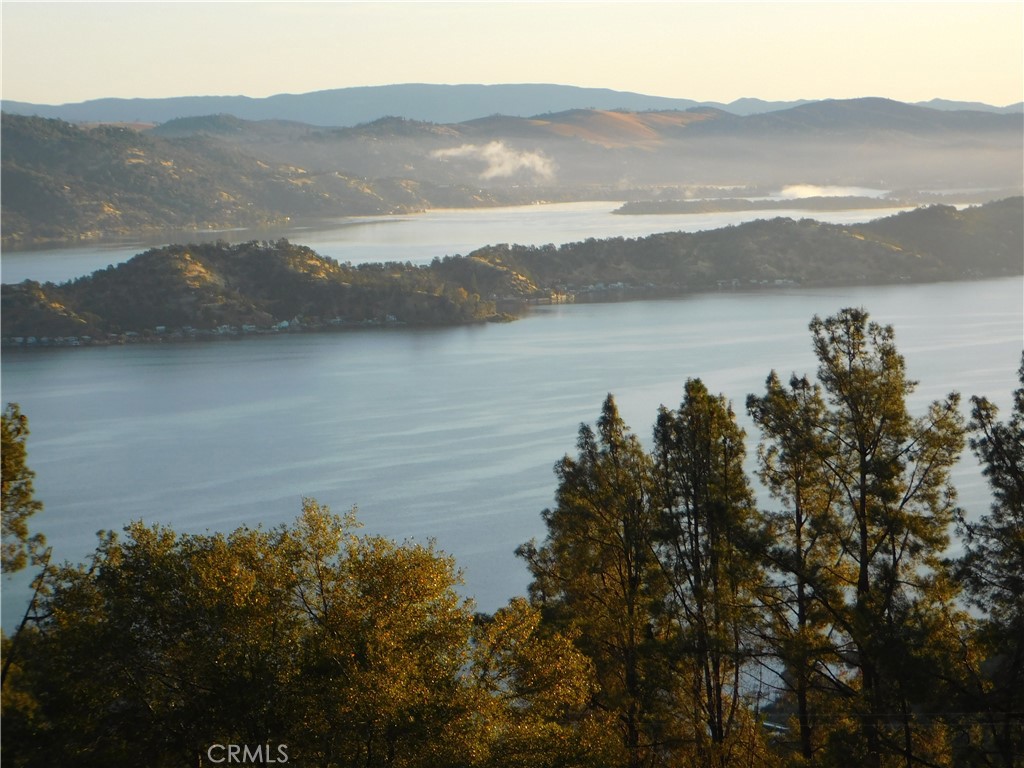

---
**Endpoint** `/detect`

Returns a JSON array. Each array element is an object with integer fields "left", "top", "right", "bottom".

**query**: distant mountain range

[
  {"left": 3, "top": 83, "right": 1022, "bottom": 127},
  {"left": 3, "top": 96, "right": 1022, "bottom": 247}
]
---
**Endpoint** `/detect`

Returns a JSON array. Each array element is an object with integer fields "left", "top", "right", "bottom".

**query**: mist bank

[{"left": 2, "top": 99, "right": 1021, "bottom": 248}]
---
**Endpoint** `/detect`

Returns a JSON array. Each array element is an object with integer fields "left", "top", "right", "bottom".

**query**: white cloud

[{"left": 431, "top": 141, "right": 555, "bottom": 182}]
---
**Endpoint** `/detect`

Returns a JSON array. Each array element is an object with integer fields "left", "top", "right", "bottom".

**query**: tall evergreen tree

[
  {"left": 748, "top": 372, "right": 850, "bottom": 764},
  {"left": 807, "top": 308, "right": 964, "bottom": 768},
  {"left": 957, "top": 355, "right": 1024, "bottom": 768},
  {"left": 518, "top": 395, "right": 667, "bottom": 768},
  {"left": 650, "top": 379, "right": 767, "bottom": 768},
  {"left": 1, "top": 403, "right": 44, "bottom": 574}
]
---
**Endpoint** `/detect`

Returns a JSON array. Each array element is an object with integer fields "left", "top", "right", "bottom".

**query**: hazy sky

[{"left": 2, "top": 1, "right": 1022, "bottom": 106}]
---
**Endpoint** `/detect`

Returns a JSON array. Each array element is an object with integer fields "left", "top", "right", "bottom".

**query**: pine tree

[
  {"left": 957, "top": 355, "right": 1024, "bottom": 768},
  {"left": 1, "top": 403, "right": 45, "bottom": 574},
  {"left": 518, "top": 395, "right": 666, "bottom": 768},
  {"left": 748, "top": 372, "right": 850, "bottom": 763},
  {"left": 651, "top": 379, "right": 767, "bottom": 768},
  {"left": 807, "top": 308, "right": 964, "bottom": 768}
]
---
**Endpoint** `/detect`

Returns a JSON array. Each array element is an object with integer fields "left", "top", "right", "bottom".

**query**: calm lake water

[
  {"left": 2, "top": 276, "right": 1024, "bottom": 630},
  {"left": 0, "top": 200, "right": 914, "bottom": 285},
  {"left": 2, "top": 270, "right": 1021, "bottom": 630}
]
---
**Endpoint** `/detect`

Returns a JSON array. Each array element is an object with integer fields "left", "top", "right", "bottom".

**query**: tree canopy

[
  {"left": 3, "top": 309, "right": 1021, "bottom": 768},
  {"left": 1, "top": 500, "right": 604, "bottom": 768},
  {"left": 1, "top": 403, "right": 44, "bottom": 574}
]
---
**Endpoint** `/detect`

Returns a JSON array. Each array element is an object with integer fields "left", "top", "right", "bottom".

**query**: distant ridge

[
  {"left": 1, "top": 84, "right": 703, "bottom": 127},
  {"left": 915, "top": 98, "right": 1024, "bottom": 113},
  {"left": 4, "top": 83, "right": 1021, "bottom": 127},
  {"left": 4, "top": 100, "right": 1021, "bottom": 246}
]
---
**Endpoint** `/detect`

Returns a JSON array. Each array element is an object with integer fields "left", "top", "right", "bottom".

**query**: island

[{"left": 3, "top": 197, "right": 1021, "bottom": 347}]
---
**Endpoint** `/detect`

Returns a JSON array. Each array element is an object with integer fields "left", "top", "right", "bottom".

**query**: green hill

[
  {"left": 0, "top": 240, "right": 514, "bottom": 339},
  {"left": 0, "top": 114, "right": 513, "bottom": 247},
  {"left": 463, "top": 198, "right": 1023, "bottom": 292},
  {"left": 3, "top": 200, "right": 1019, "bottom": 345}
]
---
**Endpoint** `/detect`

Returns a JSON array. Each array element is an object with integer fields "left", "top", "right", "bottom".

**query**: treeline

[
  {"left": 517, "top": 310, "right": 1022, "bottom": 768},
  {"left": 2, "top": 309, "right": 1023, "bottom": 767},
  {"left": 465, "top": 197, "right": 1023, "bottom": 290},
  {"left": 5, "top": 198, "right": 1021, "bottom": 344},
  {"left": 1, "top": 240, "right": 513, "bottom": 339},
  {"left": 3, "top": 502, "right": 607, "bottom": 767}
]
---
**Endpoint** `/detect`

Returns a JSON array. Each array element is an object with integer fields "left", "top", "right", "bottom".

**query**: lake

[
  {"left": 4, "top": 276, "right": 1019, "bottom": 630},
  {"left": 0, "top": 200, "right": 915, "bottom": 285},
  {"left": 2, "top": 269, "right": 1021, "bottom": 631}
]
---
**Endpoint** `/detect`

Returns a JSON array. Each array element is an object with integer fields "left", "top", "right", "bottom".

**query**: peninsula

[{"left": 2, "top": 198, "right": 1020, "bottom": 346}]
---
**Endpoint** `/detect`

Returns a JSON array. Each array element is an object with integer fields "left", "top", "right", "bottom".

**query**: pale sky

[{"left": 2, "top": 1, "right": 1022, "bottom": 106}]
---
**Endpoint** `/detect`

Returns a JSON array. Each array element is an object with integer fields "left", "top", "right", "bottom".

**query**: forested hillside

[
  {"left": 0, "top": 114, "right": 525, "bottom": 247},
  {"left": 3, "top": 199, "right": 1020, "bottom": 344},
  {"left": 464, "top": 197, "right": 1023, "bottom": 291},
  {"left": 155, "top": 99, "right": 1022, "bottom": 195},
  {"left": 0, "top": 239, "right": 508, "bottom": 339},
  {"left": 3, "top": 310, "right": 1021, "bottom": 767},
  {"left": 3, "top": 98, "right": 1021, "bottom": 247}
]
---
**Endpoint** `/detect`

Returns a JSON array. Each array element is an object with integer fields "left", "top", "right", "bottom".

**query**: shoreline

[{"left": 5, "top": 273, "right": 1020, "bottom": 351}]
